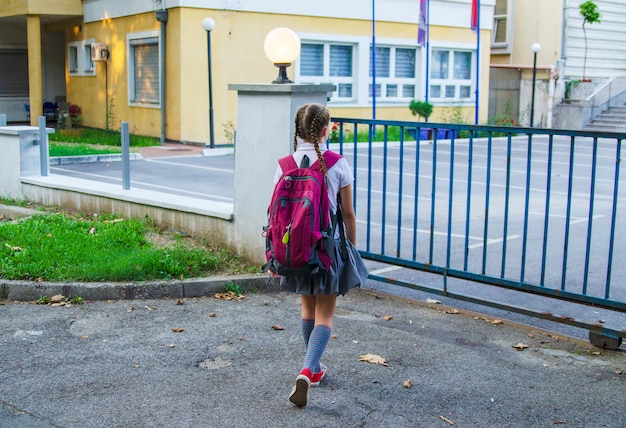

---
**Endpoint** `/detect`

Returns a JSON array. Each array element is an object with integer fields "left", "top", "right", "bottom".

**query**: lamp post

[
  {"left": 202, "top": 17, "right": 215, "bottom": 148},
  {"left": 264, "top": 28, "right": 301, "bottom": 84},
  {"left": 530, "top": 42, "right": 541, "bottom": 128}
]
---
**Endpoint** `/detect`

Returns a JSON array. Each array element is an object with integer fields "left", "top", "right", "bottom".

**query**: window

[
  {"left": 492, "top": 0, "right": 511, "bottom": 50},
  {"left": 67, "top": 40, "right": 95, "bottom": 76},
  {"left": 430, "top": 49, "right": 473, "bottom": 101},
  {"left": 84, "top": 44, "right": 93, "bottom": 72},
  {"left": 369, "top": 46, "right": 416, "bottom": 100},
  {"left": 299, "top": 42, "right": 354, "bottom": 100},
  {"left": 68, "top": 46, "right": 78, "bottom": 73},
  {"left": 127, "top": 33, "right": 160, "bottom": 105},
  {"left": 0, "top": 49, "right": 29, "bottom": 96}
]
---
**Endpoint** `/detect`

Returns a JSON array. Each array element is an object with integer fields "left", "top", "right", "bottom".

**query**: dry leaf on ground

[
  {"left": 512, "top": 342, "right": 529, "bottom": 350},
  {"left": 358, "top": 353, "right": 389, "bottom": 367},
  {"left": 214, "top": 291, "right": 245, "bottom": 301},
  {"left": 271, "top": 325, "right": 284, "bottom": 330},
  {"left": 440, "top": 415, "right": 454, "bottom": 425},
  {"left": 171, "top": 327, "right": 185, "bottom": 333},
  {"left": 403, "top": 379, "right": 411, "bottom": 388}
]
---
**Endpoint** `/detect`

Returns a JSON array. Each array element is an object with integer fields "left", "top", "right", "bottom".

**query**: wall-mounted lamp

[{"left": 263, "top": 27, "right": 300, "bottom": 84}]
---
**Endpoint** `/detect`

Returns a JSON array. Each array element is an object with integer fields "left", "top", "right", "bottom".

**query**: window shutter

[
  {"left": 301, "top": 43, "right": 323, "bottom": 76},
  {"left": 0, "top": 50, "right": 29, "bottom": 96},
  {"left": 330, "top": 45, "right": 352, "bottom": 77},
  {"left": 395, "top": 49, "right": 415, "bottom": 78},
  {"left": 133, "top": 41, "right": 159, "bottom": 103}
]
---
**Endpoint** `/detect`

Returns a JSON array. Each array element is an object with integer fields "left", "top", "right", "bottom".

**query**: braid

[{"left": 294, "top": 103, "right": 331, "bottom": 177}]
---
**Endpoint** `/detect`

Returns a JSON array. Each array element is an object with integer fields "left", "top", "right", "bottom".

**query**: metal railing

[
  {"left": 333, "top": 118, "right": 626, "bottom": 348},
  {"left": 587, "top": 75, "right": 626, "bottom": 120}
]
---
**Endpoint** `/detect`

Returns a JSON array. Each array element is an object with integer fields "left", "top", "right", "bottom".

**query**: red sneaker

[
  {"left": 289, "top": 369, "right": 312, "bottom": 407},
  {"left": 311, "top": 364, "right": 327, "bottom": 387}
]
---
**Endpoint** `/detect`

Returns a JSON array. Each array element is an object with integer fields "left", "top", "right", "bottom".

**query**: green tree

[{"left": 579, "top": 1, "right": 601, "bottom": 81}]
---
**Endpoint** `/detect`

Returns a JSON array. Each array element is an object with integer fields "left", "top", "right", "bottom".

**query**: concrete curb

[
  {"left": 49, "top": 153, "right": 144, "bottom": 165},
  {"left": 0, "top": 273, "right": 278, "bottom": 301}
]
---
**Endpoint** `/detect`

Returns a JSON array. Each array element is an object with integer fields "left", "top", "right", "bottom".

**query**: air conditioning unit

[{"left": 91, "top": 43, "right": 110, "bottom": 62}]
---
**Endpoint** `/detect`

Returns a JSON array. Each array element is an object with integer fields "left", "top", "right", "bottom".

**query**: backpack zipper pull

[
  {"left": 284, "top": 176, "right": 292, "bottom": 188},
  {"left": 282, "top": 221, "right": 292, "bottom": 244}
]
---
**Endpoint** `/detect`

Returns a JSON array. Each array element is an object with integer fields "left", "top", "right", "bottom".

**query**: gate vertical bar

[
  {"left": 412, "top": 130, "right": 421, "bottom": 260},
  {"left": 540, "top": 135, "right": 554, "bottom": 285},
  {"left": 396, "top": 128, "right": 405, "bottom": 257},
  {"left": 366, "top": 124, "right": 374, "bottom": 252},
  {"left": 38, "top": 116, "right": 49, "bottom": 177},
  {"left": 351, "top": 123, "right": 358, "bottom": 212},
  {"left": 121, "top": 122, "right": 130, "bottom": 190},
  {"left": 482, "top": 134, "right": 493, "bottom": 274},
  {"left": 501, "top": 134, "right": 512, "bottom": 278},
  {"left": 520, "top": 134, "right": 533, "bottom": 282},
  {"left": 381, "top": 125, "right": 388, "bottom": 254},
  {"left": 561, "top": 136, "right": 576, "bottom": 290},
  {"left": 605, "top": 139, "right": 622, "bottom": 298},
  {"left": 463, "top": 133, "right": 474, "bottom": 271},
  {"left": 429, "top": 138, "right": 438, "bottom": 264},
  {"left": 583, "top": 137, "right": 599, "bottom": 294},
  {"left": 445, "top": 138, "right": 456, "bottom": 293}
]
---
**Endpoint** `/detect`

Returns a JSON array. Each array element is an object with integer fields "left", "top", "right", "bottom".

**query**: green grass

[
  {"left": 48, "top": 128, "right": 158, "bottom": 157},
  {"left": 0, "top": 212, "right": 256, "bottom": 282},
  {"left": 49, "top": 142, "right": 122, "bottom": 157}
]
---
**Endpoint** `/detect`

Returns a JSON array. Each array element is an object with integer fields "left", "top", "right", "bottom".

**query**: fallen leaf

[
  {"left": 445, "top": 309, "right": 460, "bottom": 314},
  {"left": 331, "top": 334, "right": 338, "bottom": 339},
  {"left": 492, "top": 319, "right": 503, "bottom": 325},
  {"left": 383, "top": 315, "right": 393, "bottom": 321},
  {"left": 214, "top": 291, "right": 245, "bottom": 301},
  {"left": 426, "top": 298, "right": 440, "bottom": 304},
  {"left": 176, "top": 299, "right": 184, "bottom": 305},
  {"left": 171, "top": 328, "right": 184, "bottom": 333},
  {"left": 403, "top": 379, "right": 411, "bottom": 388},
  {"left": 528, "top": 333, "right": 535, "bottom": 338},
  {"left": 359, "top": 353, "right": 389, "bottom": 367},
  {"left": 128, "top": 307, "right": 135, "bottom": 312},
  {"left": 209, "top": 313, "right": 217, "bottom": 317},
  {"left": 440, "top": 415, "right": 454, "bottom": 425},
  {"left": 88, "top": 227, "right": 96, "bottom": 234},
  {"left": 81, "top": 335, "right": 88, "bottom": 339},
  {"left": 271, "top": 325, "right": 284, "bottom": 330},
  {"left": 145, "top": 305, "right": 156, "bottom": 311},
  {"left": 598, "top": 319, "right": 605, "bottom": 323},
  {"left": 512, "top": 343, "right": 529, "bottom": 350},
  {"left": 36, "top": 277, "right": 44, "bottom": 282},
  {"left": 50, "top": 294, "right": 65, "bottom": 303},
  {"left": 168, "top": 344, "right": 176, "bottom": 348}
]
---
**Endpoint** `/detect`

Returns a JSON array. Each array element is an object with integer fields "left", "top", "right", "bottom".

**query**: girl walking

[{"left": 267, "top": 103, "right": 368, "bottom": 407}]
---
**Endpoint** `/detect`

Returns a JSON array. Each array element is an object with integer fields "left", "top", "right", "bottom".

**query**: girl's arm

[{"left": 339, "top": 184, "right": 357, "bottom": 245}]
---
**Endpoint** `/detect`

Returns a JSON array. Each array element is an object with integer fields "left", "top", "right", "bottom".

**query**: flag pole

[
  {"left": 372, "top": 0, "right": 376, "bottom": 119},
  {"left": 474, "top": 0, "right": 480, "bottom": 124},
  {"left": 426, "top": 0, "right": 430, "bottom": 103}
]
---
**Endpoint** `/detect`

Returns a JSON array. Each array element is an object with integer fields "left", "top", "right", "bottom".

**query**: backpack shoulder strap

[
  {"left": 322, "top": 150, "right": 342, "bottom": 170},
  {"left": 278, "top": 154, "right": 298, "bottom": 173}
]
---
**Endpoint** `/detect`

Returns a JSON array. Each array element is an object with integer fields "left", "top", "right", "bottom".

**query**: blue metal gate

[{"left": 333, "top": 118, "right": 625, "bottom": 349}]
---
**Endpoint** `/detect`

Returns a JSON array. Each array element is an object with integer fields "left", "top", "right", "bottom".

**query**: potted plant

[
  {"left": 579, "top": 1, "right": 601, "bottom": 83},
  {"left": 409, "top": 100, "right": 434, "bottom": 140}
]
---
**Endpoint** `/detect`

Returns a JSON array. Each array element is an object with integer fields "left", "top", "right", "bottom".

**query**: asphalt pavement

[{"left": 1, "top": 143, "right": 625, "bottom": 427}]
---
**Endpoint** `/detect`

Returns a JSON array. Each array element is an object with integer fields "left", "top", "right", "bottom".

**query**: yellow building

[{"left": 1, "top": 0, "right": 495, "bottom": 144}]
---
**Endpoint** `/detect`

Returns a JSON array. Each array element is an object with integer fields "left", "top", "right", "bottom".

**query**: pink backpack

[{"left": 263, "top": 150, "right": 342, "bottom": 277}]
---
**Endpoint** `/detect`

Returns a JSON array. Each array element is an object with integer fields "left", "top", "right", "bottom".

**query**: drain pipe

[
  {"left": 156, "top": 4, "right": 168, "bottom": 144},
  {"left": 547, "top": 66, "right": 559, "bottom": 128}
]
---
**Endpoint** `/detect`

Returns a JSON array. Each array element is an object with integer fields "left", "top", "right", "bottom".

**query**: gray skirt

[{"left": 280, "top": 238, "right": 369, "bottom": 296}]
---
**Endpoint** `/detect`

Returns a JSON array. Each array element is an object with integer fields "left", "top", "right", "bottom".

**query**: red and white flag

[{"left": 471, "top": 0, "right": 479, "bottom": 32}]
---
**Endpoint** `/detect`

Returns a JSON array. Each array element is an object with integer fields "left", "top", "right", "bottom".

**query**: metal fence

[{"left": 333, "top": 118, "right": 625, "bottom": 349}]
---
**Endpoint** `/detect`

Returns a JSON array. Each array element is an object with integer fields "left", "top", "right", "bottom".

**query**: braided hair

[{"left": 293, "top": 103, "right": 331, "bottom": 177}]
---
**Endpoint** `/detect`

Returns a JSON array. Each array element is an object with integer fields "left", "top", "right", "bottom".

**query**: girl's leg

[{"left": 302, "top": 294, "right": 337, "bottom": 372}]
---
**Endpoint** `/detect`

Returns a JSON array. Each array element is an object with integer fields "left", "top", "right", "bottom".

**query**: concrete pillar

[
  {"left": 0, "top": 126, "right": 46, "bottom": 198},
  {"left": 27, "top": 15, "right": 43, "bottom": 126},
  {"left": 228, "top": 83, "right": 335, "bottom": 264}
]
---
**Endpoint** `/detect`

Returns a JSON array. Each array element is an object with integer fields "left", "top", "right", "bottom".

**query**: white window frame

[
  {"left": 429, "top": 44, "right": 475, "bottom": 104},
  {"left": 126, "top": 31, "right": 160, "bottom": 108},
  {"left": 369, "top": 45, "right": 418, "bottom": 102},
  {"left": 297, "top": 40, "right": 356, "bottom": 103},
  {"left": 491, "top": 0, "right": 514, "bottom": 54},
  {"left": 296, "top": 33, "right": 425, "bottom": 108},
  {"left": 67, "top": 39, "right": 96, "bottom": 76}
]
